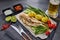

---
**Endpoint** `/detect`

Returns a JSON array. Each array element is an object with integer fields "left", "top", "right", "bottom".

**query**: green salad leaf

[{"left": 32, "top": 25, "right": 48, "bottom": 34}]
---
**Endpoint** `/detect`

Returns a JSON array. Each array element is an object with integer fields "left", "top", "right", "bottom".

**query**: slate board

[
  {"left": 0, "top": 12, "right": 59, "bottom": 40},
  {"left": 0, "top": 0, "right": 60, "bottom": 40}
]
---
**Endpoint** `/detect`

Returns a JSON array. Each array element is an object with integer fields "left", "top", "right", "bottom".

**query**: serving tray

[{"left": 15, "top": 11, "right": 57, "bottom": 39}]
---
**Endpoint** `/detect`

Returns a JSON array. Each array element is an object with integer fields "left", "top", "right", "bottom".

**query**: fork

[{"left": 11, "top": 25, "right": 32, "bottom": 40}]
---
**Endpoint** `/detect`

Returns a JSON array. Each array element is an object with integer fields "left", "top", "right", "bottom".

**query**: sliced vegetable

[
  {"left": 5, "top": 16, "right": 11, "bottom": 22},
  {"left": 5, "top": 15, "right": 17, "bottom": 23},
  {"left": 28, "top": 11, "right": 36, "bottom": 17},
  {"left": 11, "top": 16, "right": 17, "bottom": 22},
  {"left": 32, "top": 25, "right": 48, "bottom": 34},
  {"left": 35, "top": 14, "right": 43, "bottom": 20},
  {"left": 42, "top": 17, "right": 49, "bottom": 22}
]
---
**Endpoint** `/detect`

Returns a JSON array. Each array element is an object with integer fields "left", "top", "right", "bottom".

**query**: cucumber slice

[
  {"left": 5, "top": 16, "right": 11, "bottom": 22},
  {"left": 11, "top": 16, "right": 17, "bottom": 22}
]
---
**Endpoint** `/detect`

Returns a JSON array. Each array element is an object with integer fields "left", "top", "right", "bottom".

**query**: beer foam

[{"left": 50, "top": 0, "right": 59, "bottom": 5}]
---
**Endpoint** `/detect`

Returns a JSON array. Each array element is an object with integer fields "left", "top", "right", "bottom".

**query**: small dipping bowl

[
  {"left": 2, "top": 8, "right": 13, "bottom": 16},
  {"left": 13, "top": 4, "right": 23, "bottom": 13}
]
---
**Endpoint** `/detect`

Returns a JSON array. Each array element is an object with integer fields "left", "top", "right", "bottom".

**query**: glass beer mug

[{"left": 46, "top": 0, "right": 59, "bottom": 18}]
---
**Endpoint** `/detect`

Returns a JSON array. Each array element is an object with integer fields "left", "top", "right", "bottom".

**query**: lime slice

[
  {"left": 5, "top": 16, "right": 11, "bottom": 22},
  {"left": 11, "top": 16, "right": 17, "bottom": 22}
]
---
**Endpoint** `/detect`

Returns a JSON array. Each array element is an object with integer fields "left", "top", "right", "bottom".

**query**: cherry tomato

[
  {"left": 45, "top": 30, "right": 50, "bottom": 36},
  {"left": 47, "top": 20, "right": 51, "bottom": 24},
  {"left": 48, "top": 24, "right": 53, "bottom": 29},
  {"left": 52, "top": 24, "right": 56, "bottom": 29},
  {"left": 48, "top": 23, "right": 56, "bottom": 29}
]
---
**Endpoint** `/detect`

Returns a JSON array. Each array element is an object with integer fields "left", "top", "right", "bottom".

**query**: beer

[{"left": 48, "top": 0, "right": 59, "bottom": 18}]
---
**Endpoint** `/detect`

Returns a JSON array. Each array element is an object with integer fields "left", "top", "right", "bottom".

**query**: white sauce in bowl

[{"left": 4, "top": 10, "right": 13, "bottom": 15}]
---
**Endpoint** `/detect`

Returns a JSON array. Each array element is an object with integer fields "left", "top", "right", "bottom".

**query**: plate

[{"left": 15, "top": 10, "right": 57, "bottom": 39}]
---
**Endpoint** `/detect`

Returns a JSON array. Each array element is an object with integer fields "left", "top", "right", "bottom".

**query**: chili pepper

[{"left": 1, "top": 24, "right": 10, "bottom": 31}]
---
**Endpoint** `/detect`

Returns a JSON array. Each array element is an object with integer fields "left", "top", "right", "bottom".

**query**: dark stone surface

[
  {"left": 0, "top": 0, "right": 60, "bottom": 40},
  {"left": 52, "top": 23, "right": 60, "bottom": 40}
]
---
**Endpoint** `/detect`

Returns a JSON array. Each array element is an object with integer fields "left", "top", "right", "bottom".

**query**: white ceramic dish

[{"left": 15, "top": 12, "right": 57, "bottom": 39}]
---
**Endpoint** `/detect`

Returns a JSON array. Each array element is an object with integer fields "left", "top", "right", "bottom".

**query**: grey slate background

[{"left": 0, "top": 0, "right": 60, "bottom": 40}]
